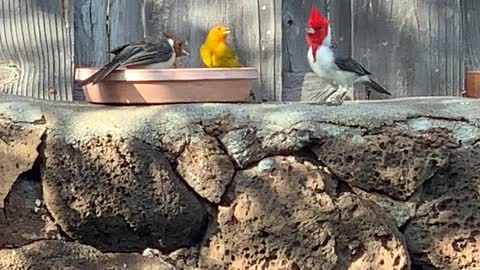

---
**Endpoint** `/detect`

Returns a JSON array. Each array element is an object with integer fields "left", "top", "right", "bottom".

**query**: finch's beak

[
  {"left": 223, "top": 28, "right": 231, "bottom": 35},
  {"left": 305, "top": 27, "right": 315, "bottom": 34},
  {"left": 181, "top": 49, "right": 190, "bottom": 56}
]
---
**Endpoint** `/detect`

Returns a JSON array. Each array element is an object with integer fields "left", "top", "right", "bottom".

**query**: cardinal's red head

[{"left": 306, "top": 5, "right": 329, "bottom": 59}]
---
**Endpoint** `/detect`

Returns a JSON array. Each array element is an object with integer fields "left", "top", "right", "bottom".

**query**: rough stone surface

[
  {"left": 43, "top": 135, "right": 208, "bottom": 252},
  {"left": 0, "top": 240, "right": 177, "bottom": 270},
  {"left": 0, "top": 176, "right": 61, "bottom": 248},
  {"left": 404, "top": 144, "right": 480, "bottom": 269},
  {"left": 351, "top": 187, "right": 418, "bottom": 228},
  {"left": 199, "top": 156, "right": 410, "bottom": 270},
  {"left": 313, "top": 128, "right": 454, "bottom": 200},
  {"left": 0, "top": 116, "right": 45, "bottom": 208},
  {"left": 177, "top": 135, "right": 235, "bottom": 203},
  {"left": 1, "top": 95, "right": 480, "bottom": 269},
  {"left": 335, "top": 194, "right": 410, "bottom": 270}
]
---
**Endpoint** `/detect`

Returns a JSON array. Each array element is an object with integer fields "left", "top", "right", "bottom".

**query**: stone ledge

[{"left": 1, "top": 94, "right": 480, "bottom": 269}]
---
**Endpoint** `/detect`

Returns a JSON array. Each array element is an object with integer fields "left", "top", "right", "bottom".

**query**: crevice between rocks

[
  {"left": 1, "top": 128, "right": 72, "bottom": 250},
  {"left": 30, "top": 130, "right": 72, "bottom": 242},
  {"left": 2, "top": 128, "right": 47, "bottom": 217}
]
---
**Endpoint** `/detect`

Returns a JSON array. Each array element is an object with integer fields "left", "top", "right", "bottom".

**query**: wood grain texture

[
  {"left": 74, "top": 0, "right": 109, "bottom": 68},
  {"left": 108, "top": 0, "right": 145, "bottom": 49},
  {"left": 0, "top": 0, "right": 74, "bottom": 101},
  {"left": 258, "top": 0, "right": 282, "bottom": 101},
  {"left": 462, "top": 0, "right": 480, "bottom": 71},
  {"left": 281, "top": 0, "right": 352, "bottom": 101},
  {"left": 273, "top": 0, "right": 283, "bottom": 101},
  {"left": 352, "top": 0, "right": 462, "bottom": 99},
  {"left": 329, "top": 0, "right": 352, "bottom": 57}
]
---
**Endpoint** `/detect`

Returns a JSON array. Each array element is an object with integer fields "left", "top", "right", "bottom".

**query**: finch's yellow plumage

[{"left": 200, "top": 25, "right": 242, "bottom": 68}]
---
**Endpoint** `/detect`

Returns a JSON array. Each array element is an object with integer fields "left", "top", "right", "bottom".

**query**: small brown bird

[{"left": 81, "top": 33, "right": 189, "bottom": 85}]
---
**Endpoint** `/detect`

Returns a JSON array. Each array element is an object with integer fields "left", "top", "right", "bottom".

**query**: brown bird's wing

[{"left": 82, "top": 40, "right": 174, "bottom": 85}]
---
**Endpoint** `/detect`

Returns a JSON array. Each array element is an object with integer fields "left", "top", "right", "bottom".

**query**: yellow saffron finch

[{"left": 200, "top": 25, "right": 242, "bottom": 68}]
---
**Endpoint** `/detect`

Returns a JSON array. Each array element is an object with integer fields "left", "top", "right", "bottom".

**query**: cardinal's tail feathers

[{"left": 361, "top": 77, "right": 391, "bottom": 96}]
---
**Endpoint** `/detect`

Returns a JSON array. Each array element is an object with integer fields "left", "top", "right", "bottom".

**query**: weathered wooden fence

[{"left": 0, "top": 0, "right": 476, "bottom": 102}]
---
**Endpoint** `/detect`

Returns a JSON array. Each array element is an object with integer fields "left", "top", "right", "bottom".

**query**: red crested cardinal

[
  {"left": 81, "top": 33, "right": 189, "bottom": 85},
  {"left": 305, "top": 5, "right": 391, "bottom": 100}
]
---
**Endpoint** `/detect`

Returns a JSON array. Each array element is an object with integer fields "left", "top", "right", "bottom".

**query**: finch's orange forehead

[{"left": 212, "top": 25, "right": 229, "bottom": 32}]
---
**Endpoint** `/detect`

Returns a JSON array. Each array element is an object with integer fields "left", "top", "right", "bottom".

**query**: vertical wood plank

[
  {"left": 274, "top": 0, "right": 283, "bottom": 101},
  {"left": 0, "top": 0, "right": 74, "bottom": 101},
  {"left": 258, "top": 0, "right": 282, "bottom": 101},
  {"left": 73, "top": 0, "right": 109, "bottom": 68},
  {"left": 108, "top": 0, "right": 145, "bottom": 50},
  {"left": 329, "top": 0, "right": 352, "bottom": 57},
  {"left": 352, "top": 0, "right": 462, "bottom": 99},
  {"left": 462, "top": 0, "right": 480, "bottom": 71}
]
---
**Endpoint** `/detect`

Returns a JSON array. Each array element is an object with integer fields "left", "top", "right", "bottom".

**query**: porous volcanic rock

[
  {"left": 0, "top": 240, "right": 177, "bottom": 270},
  {"left": 0, "top": 116, "right": 45, "bottom": 208},
  {"left": 335, "top": 194, "right": 410, "bottom": 270},
  {"left": 176, "top": 135, "right": 235, "bottom": 204},
  {"left": 313, "top": 128, "right": 453, "bottom": 200},
  {"left": 404, "top": 144, "right": 480, "bottom": 269},
  {"left": 351, "top": 187, "right": 418, "bottom": 228},
  {"left": 43, "top": 135, "right": 208, "bottom": 252},
  {"left": 198, "top": 156, "right": 410, "bottom": 270}
]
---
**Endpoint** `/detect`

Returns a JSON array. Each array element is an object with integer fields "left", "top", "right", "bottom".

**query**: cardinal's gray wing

[{"left": 334, "top": 56, "right": 371, "bottom": 76}]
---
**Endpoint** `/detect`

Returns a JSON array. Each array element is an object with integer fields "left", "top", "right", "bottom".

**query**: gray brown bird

[{"left": 81, "top": 33, "right": 189, "bottom": 85}]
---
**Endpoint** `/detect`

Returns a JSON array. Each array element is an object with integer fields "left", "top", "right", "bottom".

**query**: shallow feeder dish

[
  {"left": 465, "top": 71, "right": 480, "bottom": 98},
  {"left": 75, "top": 67, "right": 259, "bottom": 104}
]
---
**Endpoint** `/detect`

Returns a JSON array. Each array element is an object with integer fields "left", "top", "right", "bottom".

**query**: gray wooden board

[
  {"left": 0, "top": 0, "right": 74, "bottom": 101},
  {"left": 352, "top": 0, "right": 462, "bottom": 99},
  {"left": 108, "top": 0, "right": 145, "bottom": 50}
]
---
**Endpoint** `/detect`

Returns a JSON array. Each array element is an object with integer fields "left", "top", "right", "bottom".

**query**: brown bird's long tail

[
  {"left": 81, "top": 60, "right": 122, "bottom": 86},
  {"left": 362, "top": 78, "right": 392, "bottom": 96}
]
